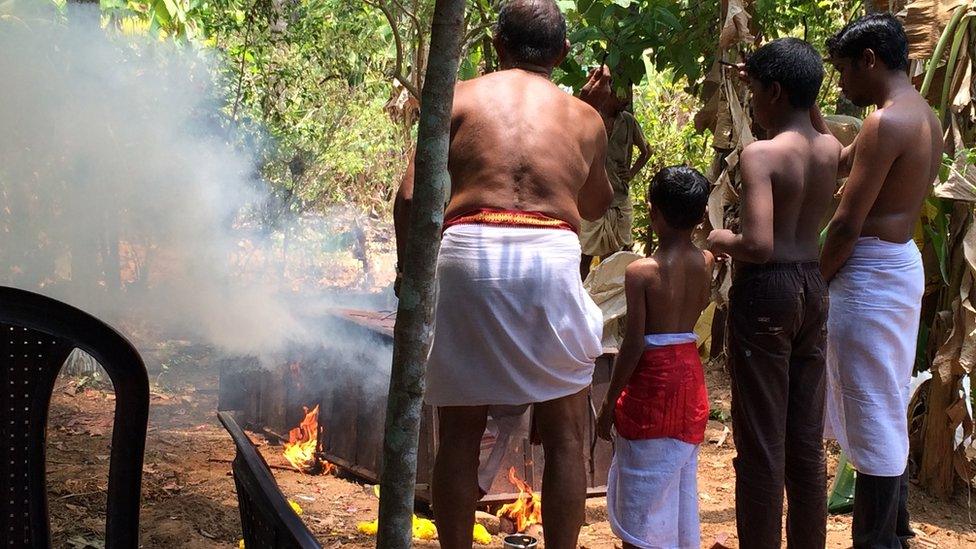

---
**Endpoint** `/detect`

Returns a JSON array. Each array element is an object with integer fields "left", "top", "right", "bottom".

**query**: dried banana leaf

[
  {"left": 899, "top": 0, "right": 967, "bottom": 59},
  {"left": 719, "top": 0, "right": 754, "bottom": 51}
]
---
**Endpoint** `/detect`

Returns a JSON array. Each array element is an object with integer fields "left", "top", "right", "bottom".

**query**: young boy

[
  {"left": 597, "top": 165, "right": 713, "bottom": 549},
  {"left": 706, "top": 38, "right": 841, "bottom": 548}
]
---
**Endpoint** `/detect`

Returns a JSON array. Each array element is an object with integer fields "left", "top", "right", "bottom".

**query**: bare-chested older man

[
  {"left": 393, "top": 1, "right": 612, "bottom": 547},
  {"left": 815, "top": 13, "right": 942, "bottom": 549}
]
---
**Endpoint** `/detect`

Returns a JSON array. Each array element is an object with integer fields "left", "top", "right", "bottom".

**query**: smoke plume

[{"left": 0, "top": 4, "right": 385, "bottom": 359}]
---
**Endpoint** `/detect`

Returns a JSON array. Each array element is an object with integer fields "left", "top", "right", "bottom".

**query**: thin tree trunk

[{"left": 376, "top": 1, "right": 465, "bottom": 547}]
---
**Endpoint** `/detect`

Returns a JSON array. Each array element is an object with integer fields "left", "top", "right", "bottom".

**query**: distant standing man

[
  {"left": 817, "top": 14, "right": 942, "bottom": 548},
  {"left": 394, "top": 1, "right": 613, "bottom": 548},
  {"left": 579, "top": 87, "right": 650, "bottom": 279}
]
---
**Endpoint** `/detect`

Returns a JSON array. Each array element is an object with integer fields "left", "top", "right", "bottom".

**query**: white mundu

[
  {"left": 425, "top": 224, "right": 604, "bottom": 407},
  {"left": 825, "top": 237, "right": 924, "bottom": 477}
]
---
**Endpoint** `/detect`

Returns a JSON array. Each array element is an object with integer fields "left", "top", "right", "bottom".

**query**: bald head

[{"left": 496, "top": 0, "right": 567, "bottom": 68}]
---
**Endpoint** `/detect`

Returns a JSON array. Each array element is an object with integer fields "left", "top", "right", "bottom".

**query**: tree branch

[
  {"left": 390, "top": 0, "right": 421, "bottom": 33},
  {"left": 366, "top": 0, "right": 422, "bottom": 100}
]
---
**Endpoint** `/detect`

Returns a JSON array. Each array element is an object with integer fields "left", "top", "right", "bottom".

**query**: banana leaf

[{"left": 827, "top": 452, "right": 856, "bottom": 515}]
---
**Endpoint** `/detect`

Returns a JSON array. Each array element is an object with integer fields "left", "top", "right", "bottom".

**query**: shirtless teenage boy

[
  {"left": 394, "top": 1, "right": 613, "bottom": 547},
  {"left": 707, "top": 38, "right": 841, "bottom": 549},
  {"left": 817, "top": 14, "right": 943, "bottom": 548}
]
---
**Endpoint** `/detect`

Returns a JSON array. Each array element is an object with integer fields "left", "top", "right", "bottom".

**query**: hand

[
  {"left": 580, "top": 65, "right": 613, "bottom": 117},
  {"left": 707, "top": 228, "right": 735, "bottom": 255},
  {"left": 596, "top": 404, "right": 614, "bottom": 441},
  {"left": 722, "top": 61, "right": 747, "bottom": 84}
]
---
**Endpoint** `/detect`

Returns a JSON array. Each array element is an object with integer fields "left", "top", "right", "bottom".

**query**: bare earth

[{"left": 46, "top": 347, "right": 975, "bottom": 549}]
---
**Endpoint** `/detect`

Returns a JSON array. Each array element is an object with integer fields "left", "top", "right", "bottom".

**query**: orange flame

[
  {"left": 282, "top": 405, "right": 334, "bottom": 474},
  {"left": 496, "top": 467, "right": 542, "bottom": 532}
]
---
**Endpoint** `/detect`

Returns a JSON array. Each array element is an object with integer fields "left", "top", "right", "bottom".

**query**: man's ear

[
  {"left": 554, "top": 39, "right": 570, "bottom": 67},
  {"left": 493, "top": 35, "right": 507, "bottom": 63}
]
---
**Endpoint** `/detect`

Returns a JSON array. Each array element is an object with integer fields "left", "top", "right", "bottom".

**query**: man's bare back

[{"left": 445, "top": 68, "right": 612, "bottom": 230}]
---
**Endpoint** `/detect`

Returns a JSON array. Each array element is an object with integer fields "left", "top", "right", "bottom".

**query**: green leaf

[{"left": 568, "top": 26, "right": 603, "bottom": 44}]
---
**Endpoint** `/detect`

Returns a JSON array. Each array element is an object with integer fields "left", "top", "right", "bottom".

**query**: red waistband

[
  {"left": 443, "top": 208, "right": 577, "bottom": 234},
  {"left": 614, "top": 343, "right": 708, "bottom": 444}
]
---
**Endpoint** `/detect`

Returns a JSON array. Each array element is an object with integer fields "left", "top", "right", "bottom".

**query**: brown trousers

[{"left": 728, "top": 262, "right": 829, "bottom": 549}]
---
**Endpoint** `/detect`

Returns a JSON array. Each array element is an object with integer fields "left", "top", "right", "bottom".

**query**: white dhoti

[
  {"left": 424, "top": 224, "right": 604, "bottom": 407},
  {"left": 826, "top": 237, "right": 924, "bottom": 476},
  {"left": 607, "top": 436, "right": 700, "bottom": 549}
]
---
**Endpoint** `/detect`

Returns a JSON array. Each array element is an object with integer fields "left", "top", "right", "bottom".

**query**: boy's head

[
  {"left": 826, "top": 13, "right": 909, "bottom": 107},
  {"left": 495, "top": 0, "right": 569, "bottom": 69},
  {"left": 745, "top": 37, "right": 824, "bottom": 129},
  {"left": 646, "top": 166, "right": 709, "bottom": 233}
]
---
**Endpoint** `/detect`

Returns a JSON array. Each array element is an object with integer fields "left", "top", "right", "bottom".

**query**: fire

[
  {"left": 282, "top": 405, "right": 334, "bottom": 474},
  {"left": 496, "top": 467, "right": 542, "bottom": 532}
]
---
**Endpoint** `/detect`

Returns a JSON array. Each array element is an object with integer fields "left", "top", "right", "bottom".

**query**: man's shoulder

[{"left": 571, "top": 95, "right": 605, "bottom": 126}]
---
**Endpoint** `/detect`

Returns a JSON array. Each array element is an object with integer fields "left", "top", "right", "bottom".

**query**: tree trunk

[
  {"left": 376, "top": 1, "right": 465, "bottom": 547},
  {"left": 919, "top": 203, "right": 973, "bottom": 497}
]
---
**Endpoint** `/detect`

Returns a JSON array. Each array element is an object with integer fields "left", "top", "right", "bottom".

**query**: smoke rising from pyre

[{"left": 0, "top": 4, "right": 392, "bottom": 365}]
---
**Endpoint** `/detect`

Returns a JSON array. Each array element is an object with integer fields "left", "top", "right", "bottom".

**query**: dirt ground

[{"left": 46, "top": 341, "right": 976, "bottom": 549}]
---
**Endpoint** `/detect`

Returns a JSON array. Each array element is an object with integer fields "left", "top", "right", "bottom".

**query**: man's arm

[
  {"left": 579, "top": 65, "right": 613, "bottom": 118},
  {"left": 393, "top": 152, "right": 416, "bottom": 276},
  {"left": 706, "top": 144, "right": 775, "bottom": 263},
  {"left": 578, "top": 122, "right": 613, "bottom": 221},
  {"left": 597, "top": 262, "right": 649, "bottom": 440},
  {"left": 811, "top": 104, "right": 855, "bottom": 179},
  {"left": 629, "top": 116, "right": 650, "bottom": 179},
  {"left": 821, "top": 113, "right": 898, "bottom": 281}
]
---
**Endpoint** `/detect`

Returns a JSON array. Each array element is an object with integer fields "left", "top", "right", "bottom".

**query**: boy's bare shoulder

[
  {"left": 740, "top": 139, "right": 781, "bottom": 168},
  {"left": 625, "top": 257, "right": 661, "bottom": 285}
]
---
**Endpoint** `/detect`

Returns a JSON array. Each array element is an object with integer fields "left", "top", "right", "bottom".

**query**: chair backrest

[
  {"left": 217, "top": 411, "right": 321, "bottom": 549},
  {"left": 0, "top": 286, "right": 149, "bottom": 548}
]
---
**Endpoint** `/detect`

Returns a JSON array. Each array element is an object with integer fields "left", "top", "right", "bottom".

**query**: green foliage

[
  {"left": 557, "top": 0, "right": 719, "bottom": 91},
  {"left": 754, "top": 0, "right": 854, "bottom": 45},
  {"left": 629, "top": 70, "right": 711, "bottom": 247},
  {"left": 100, "top": 0, "right": 405, "bottom": 213}
]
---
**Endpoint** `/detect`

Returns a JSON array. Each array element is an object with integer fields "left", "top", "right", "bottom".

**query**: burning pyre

[
  {"left": 282, "top": 405, "right": 335, "bottom": 474},
  {"left": 496, "top": 467, "right": 542, "bottom": 533}
]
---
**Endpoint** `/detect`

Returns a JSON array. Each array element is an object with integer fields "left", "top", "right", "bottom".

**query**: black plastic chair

[
  {"left": 217, "top": 411, "right": 321, "bottom": 549},
  {"left": 0, "top": 286, "right": 149, "bottom": 548}
]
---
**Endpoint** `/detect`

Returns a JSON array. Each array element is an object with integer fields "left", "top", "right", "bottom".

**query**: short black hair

[
  {"left": 496, "top": 0, "right": 566, "bottom": 67},
  {"left": 646, "top": 166, "right": 709, "bottom": 230},
  {"left": 745, "top": 37, "right": 824, "bottom": 109},
  {"left": 827, "top": 13, "right": 909, "bottom": 71}
]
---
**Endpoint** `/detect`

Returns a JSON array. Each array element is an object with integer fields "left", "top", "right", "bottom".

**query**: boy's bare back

[
  {"left": 445, "top": 69, "right": 610, "bottom": 229},
  {"left": 628, "top": 247, "right": 713, "bottom": 335},
  {"left": 741, "top": 129, "right": 841, "bottom": 262}
]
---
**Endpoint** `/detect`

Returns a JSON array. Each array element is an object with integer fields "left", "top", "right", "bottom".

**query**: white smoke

[{"left": 0, "top": 3, "right": 383, "bottom": 357}]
